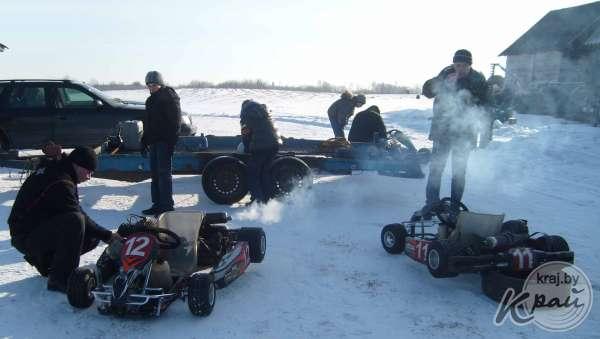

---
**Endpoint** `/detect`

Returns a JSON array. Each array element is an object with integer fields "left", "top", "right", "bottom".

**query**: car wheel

[
  {"left": 202, "top": 156, "right": 248, "bottom": 205},
  {"left": 67, "top": 267, "right": 97, "bottom": 309},
  {"left": 188, "top": 273, "right": 216, "bottom": 316},
  {"left": 380, "top": 224, "right": 407, "bottom": 254}
]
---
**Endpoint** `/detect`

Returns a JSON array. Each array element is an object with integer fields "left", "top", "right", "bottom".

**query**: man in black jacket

[
  {"left": 240, "top": 100, "right": 281, "bottom": 203},
  {"left": 348, "top": 105, "right": 386, "bottom": 143},
  {"left": 141, "top": 71, "right": 182, "bottom": 215},
  {"left": 8, "top": 147, "right": 120, "bottom": 292},
  {"left": 327, "top": 91, "right": 366, "bottom": 138},
  {"left": 419, "top": 49, "right": 489, "bottom": 218}
]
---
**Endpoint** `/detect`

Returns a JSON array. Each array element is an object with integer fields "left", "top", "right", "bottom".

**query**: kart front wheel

[
  {"left": 238, "top": 227, "right": 266, "bottom": 263},
  {"left": 381, "top": 224, "right": 407, "bottom": 254},
  {"left": 426, "top": 241, "right": 458, "bottom": 278},
  {"left": 188, "top": 273, "right": 216, "bottom": 317},
  {"left": 67, "top": 267, "right": 97, "bottom": 309}
]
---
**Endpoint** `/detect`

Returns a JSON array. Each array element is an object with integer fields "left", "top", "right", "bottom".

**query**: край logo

[{"left": 493, "top": 261, "right": 593, "bottom": 332}]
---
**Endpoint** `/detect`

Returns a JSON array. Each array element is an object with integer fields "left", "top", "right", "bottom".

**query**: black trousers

[
  {"left": 247, "top": 150, "right": 277, "bottom": 203},
  {"left": 18, "top": 212, "right": 100, "bottom": 283},
  {"left": 425, "top": 140, "right": 472, "bottom": 208}
]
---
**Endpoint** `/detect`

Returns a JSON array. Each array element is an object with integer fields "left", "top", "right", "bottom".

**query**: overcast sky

[{"left": 0, "top": 0, "right": 594, "bottom": 88}]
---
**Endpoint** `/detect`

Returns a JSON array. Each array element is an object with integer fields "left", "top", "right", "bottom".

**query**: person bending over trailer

[
  {"left": 8, "top": 147, "right": 121, "bottom": 293},
  {"left": 240, "top": 100, "right": 282, "bottom": 204},
  {"left": 348, "top": 105, "right": 386, "bottom": 143},
  {"left": 327, "top": 91, "right": 366, "bottom": 138}
]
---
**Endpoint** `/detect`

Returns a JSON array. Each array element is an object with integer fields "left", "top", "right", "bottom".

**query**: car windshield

[{"left": 81, "top": 83, "right": 119, "bottom": 105}]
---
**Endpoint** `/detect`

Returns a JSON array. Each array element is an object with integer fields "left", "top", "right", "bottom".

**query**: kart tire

[
  {"left": 533, "top": 235, "right": 571, "bottom": 262},
  {"left": 267, "top": 156, "right": 313, "bottom": 198},
  {"left": 481, "top": 270, "right": 527, "bottom": 304},
  {"left": 501, "top": 219, "right": 529, "bottom": 234},
  {"left": 426, "top": 240, "right": 458, "bottom": 278},
  {"left": 381, "top": 224, "right": 407, "bottom": 254},
  {"left": 67, "top": 267, "right": 97, "bottom": 309},
  {"left": 237, "top": 227, "right": 266, "bottom": 263},
  {"left": 202, "top": 156, "right": 248, "bottom": 205},
  {"left": 188, "top": 273, "right": 216, "bottom": 317}
]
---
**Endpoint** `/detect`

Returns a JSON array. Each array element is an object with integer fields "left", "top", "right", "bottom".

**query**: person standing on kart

[
  {"left": 348, "top": 105, "right": 386, "bottom": 143},
  {"left": 8, "top": 147, "right": 121, "bottom": 293},
  {"left": 240, "top": 100, "right": 281, "bottom": 204},
  {"left": 140, "top": 71, "right": 182, "bottom": 216},
  {"left": 327, "top": 91, "right": 366, "bottom": 139},
  {"left": 419, "top": 49, "right": 490, "bottom": 218}
]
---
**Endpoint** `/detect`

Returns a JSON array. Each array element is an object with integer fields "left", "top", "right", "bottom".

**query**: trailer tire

[
  {"left": 202, "top": 156, "right": 248, "bottom": 205},
  {"left": 267, "top": 156, "right": 313, "bottom": 198}
]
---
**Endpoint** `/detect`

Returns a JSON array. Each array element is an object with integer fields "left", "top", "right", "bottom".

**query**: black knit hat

[
  {"left": 145, "top": 71, "right": 165, "bottom": 86},
  {"left": 453, "top": 49, "right": 472, "bottom": 65},
  {"left": 67, "top": 146, "right": 98, "bottom": 171}
]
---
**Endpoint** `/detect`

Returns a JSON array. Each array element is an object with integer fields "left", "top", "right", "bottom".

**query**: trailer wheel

[
  {"left": 267, "top": 156, "right": 313, "bottom": 198},
  {"left": 426, "top": 240, "right": 458, "bottom": 278},
  {"left": 237, "top": 227, "right": 266, "bottom": 263},
  {"left": 381, "top": 224, "right": 407, "bottom": 254},
  {"left": 202, "top": 156, "right": 248, "bottom": 205},
  {"left": 481, "top": 270, "right": 527, "bottom": 304},
  {"left": 67, "top": 267, "right": 97, "bottom": 309},
  {"left": 188, "top": 273, "right": 216, "bottom": 316}
]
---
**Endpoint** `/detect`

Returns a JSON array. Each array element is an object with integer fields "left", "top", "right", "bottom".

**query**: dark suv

[{"left": 0, "top": 79, "right": 196, "bottom": 150}]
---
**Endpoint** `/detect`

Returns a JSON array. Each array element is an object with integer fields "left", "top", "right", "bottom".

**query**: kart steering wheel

[
  {"left": 152, "top": 227, "right": 182, "bottom": 250},
  {"left": 387, "top": 129, "right": 402, "bottom": 139},
  {"left": 435, "top": 197, "right": 469, "bottom": 227}
]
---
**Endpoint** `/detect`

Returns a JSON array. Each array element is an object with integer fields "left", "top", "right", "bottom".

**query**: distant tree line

[{"left": 90, "top": 79, "right": 419, "bottom": 94}]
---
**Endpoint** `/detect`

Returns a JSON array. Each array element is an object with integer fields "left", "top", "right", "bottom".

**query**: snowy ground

[{"left": 0, "top": 89, "right": 598, "bottom": 338}]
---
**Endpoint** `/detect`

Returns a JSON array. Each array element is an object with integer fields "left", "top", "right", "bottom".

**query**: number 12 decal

[{"left": 124, "top": 235, "right": 151, "bottom": 257}]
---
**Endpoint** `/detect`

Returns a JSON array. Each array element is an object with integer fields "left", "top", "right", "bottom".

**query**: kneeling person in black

[
  {"left": 348, "top": 105, "right": 386, "bottom": 143},
  {"left": 240, "top": 100, "right": 281, "bottom": 203},
  {"left": 8, "top": 147, "right": 120, "bottom": 292}
]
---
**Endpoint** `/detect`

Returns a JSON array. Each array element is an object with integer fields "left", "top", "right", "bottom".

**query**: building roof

[{"left": 500, "top": 1, "right": 600, "bottom": 56}]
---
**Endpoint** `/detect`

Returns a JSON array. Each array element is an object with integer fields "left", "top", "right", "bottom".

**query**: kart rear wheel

[
  {"left": 188, "top": 273, "right": 216, "bottom": 317},
  {"left": 67, "top": 267, "right": 97, "bottom": 309},
  {"left": 202, "top": 156, "right": 248, "bottom": 205},
  {"left": 267, "top": 156, "right": 313, "bottom": 198},
  {"left": 237, "top": 227, "right": 266, "bottom": 263},
  {"left": 481, "top": 270, "right": 527, "bottom": 304},
  {"left": 381, "top": 224, "right": 407, "bottom": 254},
  {"left": 500, "top": 219, "right": 529, "bottom": 234},
  {"left": 533, "top": 235, "right": 571, "bottom": 262},
  {"left": 426, "top": 240, "right": 458, "bottom": 278}
]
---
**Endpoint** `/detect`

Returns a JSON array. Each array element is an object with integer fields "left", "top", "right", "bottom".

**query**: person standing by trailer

[
  {"left": 327, "top": 91, "right": 366, "bottom": 138},
  {"left": 418, "top": 49, "right": 489, "bottom": 219},
  {"left": 240, "top": 100, "right": 282, "bottom": 204},
  {"left": 140, "top": 71, "right": 182, "bottom": 216}
]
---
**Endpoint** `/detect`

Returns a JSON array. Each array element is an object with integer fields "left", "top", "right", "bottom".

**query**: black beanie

[
  {"left": 453, "top": 49, "right": 472, "bottom": 65},
  {"left": 67, "top": 146, "right": 98, "bottom": 171},
  {"left": 145, "top": 71, "right": 165, "bottom": 86}
]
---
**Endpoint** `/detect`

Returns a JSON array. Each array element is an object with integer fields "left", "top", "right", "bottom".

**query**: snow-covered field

[{"left": 0, "top": 89, "right": 598, "bottom": 338}]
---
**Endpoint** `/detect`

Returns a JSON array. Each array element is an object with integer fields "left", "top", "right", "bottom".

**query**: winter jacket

[
  {"left": 8, "top": 159, "right": 112, "bottom": 250},
  {"left": 142, "top": 86, "right": 182, "bottom": 146},
  {"left": 422, "top": 66, "right": 489, "bottom": 146},
  {"left": 348, "top": 106, "right": 387, "bottom": 142},
  {"left": 240, "top": 101, "right": 281, "bottom": 153},
  {"left": 328, "top": 93, "right": 356, "bottom": 127}
]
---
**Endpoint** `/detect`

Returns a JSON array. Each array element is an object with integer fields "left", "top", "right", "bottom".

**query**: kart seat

[
  {"left": 158, "top": 211, "right": 204, "bottom": 276},
  {"left": 455, "top": 211, "right": 505, "bottom": 239}
]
